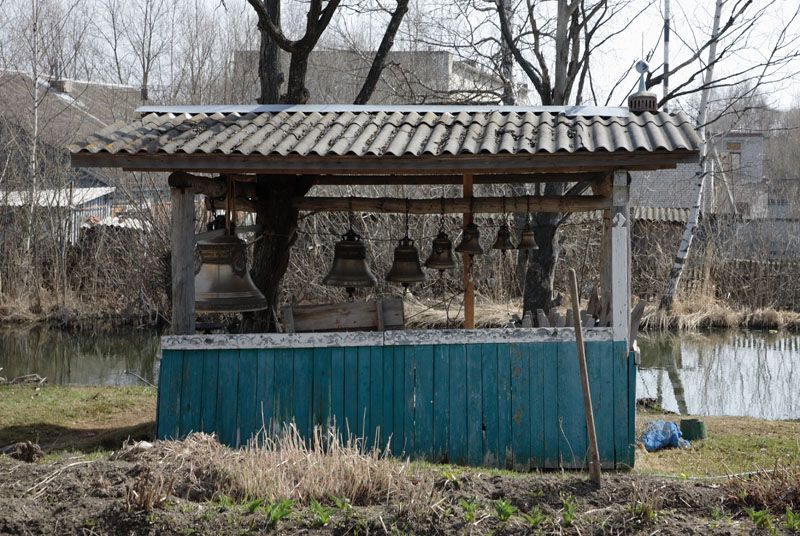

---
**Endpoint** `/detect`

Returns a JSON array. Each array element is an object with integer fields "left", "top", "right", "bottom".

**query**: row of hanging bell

[{"left": 455, "top": 220, "right": 539, "bottom": 255}]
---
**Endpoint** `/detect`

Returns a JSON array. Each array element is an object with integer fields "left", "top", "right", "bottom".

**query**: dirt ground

[{"left": 0, "top": 443, "right": 791, "bottom": 535}]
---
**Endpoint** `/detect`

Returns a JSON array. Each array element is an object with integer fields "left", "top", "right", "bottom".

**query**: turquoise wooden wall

[{"left": 156, "top": 340, "right": 635, "bottom": 470}]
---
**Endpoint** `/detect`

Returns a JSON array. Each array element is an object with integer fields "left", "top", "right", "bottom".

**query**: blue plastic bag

[{"left": 640, "top": 420, "right": 690, "bottom": 452}]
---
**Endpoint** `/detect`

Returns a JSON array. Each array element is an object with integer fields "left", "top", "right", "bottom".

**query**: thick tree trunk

[
  {"left": 242, "top": 176, "right": 313, "bottom": 332},
  {"left": 257, "top": 22, "right": 282, "bottom": 103},
  {"left": 522, "top": 214, "right": 560, "bottom": 314}
]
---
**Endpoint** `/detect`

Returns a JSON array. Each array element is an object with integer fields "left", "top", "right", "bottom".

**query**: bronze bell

[
  {"left": 323, "top": 229, "right": 377, "bottom": 295},
  {"left": 424, "top": 230, "right": 456, "bottom": 271},
  {"left": 386, "top": 236, "right": 426, "bottom": 287},
  {"left": 195, "top": 234, "right": 268, "bottom": 312},
  {"left": 455, "top": 222, "right": 483, "bottom": 255},
  {"left": 491, "top": 223, "right": 516, "bottom": 252},
  {"left": 517, "top": 223, "right": 539, "bottom": 250}
]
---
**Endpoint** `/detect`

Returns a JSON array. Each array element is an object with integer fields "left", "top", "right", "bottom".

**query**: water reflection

[
  {"left": 0, "top": 326, "right": 160, "bottom": 386},
  {"left": 637, "top": 331, "right": 800, "bottom": 420}
]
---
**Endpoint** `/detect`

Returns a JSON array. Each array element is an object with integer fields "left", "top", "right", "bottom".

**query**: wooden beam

[
  {"left": 74, "top": 150, "right": 700, "bottom": 174},
  {"left": 170, "top": 184, "right": 196, "bottom": 335},
  {"left": 293, "top": 195, "right": 609, "bottom": 214},
  {"left": 463, "top": 173, "right": 475, "bottom": 330},
  {"left": 601, "top": 170, "right": 630, "bottom": 341},
  {"left": 311, "top": 172, "right": 607, "bottom": 185}
]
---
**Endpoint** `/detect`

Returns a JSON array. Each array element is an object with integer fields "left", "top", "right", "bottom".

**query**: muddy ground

[{"left": 0, "top": 447, "right": 780, "bottom": 535}]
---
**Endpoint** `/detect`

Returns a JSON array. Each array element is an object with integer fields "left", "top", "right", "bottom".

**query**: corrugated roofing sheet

[
  {"left": 69, "top": 107, "right": 700, "bottom": 158},
  {"left": 0, "top": 187, "right": 115, "bottom": 208},
  {"left": 572, "top": 206, "right": 689, "bottom": 224}
]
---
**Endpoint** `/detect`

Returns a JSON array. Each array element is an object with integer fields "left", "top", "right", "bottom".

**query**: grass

[
  {"left": 635, "top": 413, "right": 800, "bottom": 477},
  {"left": 0, "top": 385, "right": 156, "bottom": 452}
]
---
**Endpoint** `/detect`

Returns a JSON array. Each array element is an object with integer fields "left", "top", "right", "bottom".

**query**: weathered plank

[
  {"left": 217, "top": 349, "right": 240, "bottom": 446},
  {"left": 613, "top": 341, "right": 631, "bottom": 469},
  {"left": 369, "top": 346, "right": 384, "bottom": 448},
  {"left": 157, "top": 350, "right": 184, "bottom": 439},
  {"left": 448, "top": 344, "right": 467, "bottom": 465},
  {"left": 274, "top": 348, "right": 294, "bottom": 432},
  {"left": 343, "top": 347, "right": 359, "bottom": 437},
  {"left": 510, "top": 343, "right": 531, "bottom": 470},
  {"left": 558, "top": 342, "right": 587, "bottom": 468},
  {"left": 357, "top": 346, "right": 372, "bottom": 442},
  {"left": 415, "top": 345, "right": 434, "bottom": 457},
  {"left": 481, "top": 344, "right": 499, "bottom": 466},
  {"left": 381, "top": 346, "right": 395, "bottom": 453},
  {"left": 255, "top": 349, "right": 273, "bottom": 438},
  {"left": 392, "top": 346, "right": 406, "bottom": 455},
  {"left": 528, "top": 342, "right": 548, "bottom": 468},
  {"left": 432, "top": 345, "right": 449, "bottom": 462},
  {"left": 179, "top": 351, "right": 203, "bottom": 437},
  {"left": 496, "top": 344, "right": 512, "bottom": 469},
  {"left": 312, "top": 347, "right": 332, "bottom": 434},
  {"left": 237, "top": 349, "right": 259, "bottom": 446},
  {"left": 586, "top": 341, "right": 615, "bottom": 468},
  {"left": 542, "top": 344, "right": 560, "bottom": 468},
  {"left": 330, "top": 347, "right": 345, "bottom": 437},
  {"left": 200, "top": 350, "right": 219, "bottom": 434},
  {"left": 466, "top": 344, "right": 483, "bottom": 466}
]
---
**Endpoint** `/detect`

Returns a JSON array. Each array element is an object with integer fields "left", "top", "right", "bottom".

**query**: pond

[
  {"left": 0, "top": 326, "right": 160, "bottom": 386},
  {"left": 1, "top": 326, "right": 798, "bottom": 420},
  {"left": 637, "top": 330, "right": 800, "bottom": 420}
]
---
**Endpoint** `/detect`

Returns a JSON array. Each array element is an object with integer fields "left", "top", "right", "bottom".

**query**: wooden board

[
  {"left": 283, "top": 299, "right": 404, "bottom": 333},
  {"left": 156, "top": 338, "right": 635, "bottom": 470}
]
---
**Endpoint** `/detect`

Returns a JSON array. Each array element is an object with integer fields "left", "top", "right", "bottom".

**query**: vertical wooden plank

[
  {"left": 627, "top": 347, "right": 637, "bottom": 468},
  {"left": 156, "top": 350, "right": 184, "bottom": 440},
  {"left": 496, "top": 344, "right": 512, "bottom": 469},
  {"left": 403, "top": 346, "right": 416, "bottom": 456},
  {"left": 415, "top": 345, "right": 434, "bottom": 458},
  {"left": 542, "top": 343, "right": 560, "bottom": 468},
  {"left": 481, "top": 344, "right": 499, "bottom": 466},
  {"left": 217, "top": 349, "right": 240, "bottom": 447},
  {"left": 448, "top": 344, "right": 467, "bottom": 465},
  {"left": 382, "top": 346, "right": 395, "bottom": 453},
  {"left": 432, "top": 344, "right": 450, "bottom": 462},
  {"left": 274, "top": 348, "right": 294, "bottom": 433},
  {"left": 612, "top": 341, "right": 630, "bottom": 469},
  {"left": 341, "top": 346, "right": 358, "bottom": 438},
  {"left": 391, "top": 346, "right": 405, "bottom": 455},
  {"left": 168, "top": 181, "right": 195, "bottom": 335},
  {"left": 369, "top": 346, "right": 384, "bottom": 448},
  {"left": 331, "top": 348, "right": 345, "bottom": 437},
  {"left": 466, "top": 344, "right": 483, "bottom": 466},
  {"left": 528, "top": 342, "right": 549, "bottom": 469},
  {"left": 510, "top": 343, "right": 531, "bottom": 470},
  {"left": 586, "top": 341, "right": 615, "bottom": 468},
  {"left": 558, "top": 341, "right": 587, "bottom": 469},
  {"left": 237, "top": 349, "right": 258, "bottom": 446},
  {"left": 179, "top": 351, "right": 203, "bottom": 437},
  {"left": 357, "top": 346, "right": 371, "bottom": 444},
  {"left": 312, "top": 347, "right": 333, "bottom": 439},
  {"left": 293, "top": 348, "right": 313, "bottom": 442},
  {"left": 200, "top": 350, "right": 219, "bottom": 435},
  {"left": 255, "top": 349, "right": 274, "bottom": 439}
]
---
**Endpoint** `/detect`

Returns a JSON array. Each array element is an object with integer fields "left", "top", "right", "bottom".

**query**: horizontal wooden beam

[
  {"left": 72, "top": 150, "right": 699, "bottom": 175},
  {"left": 293, "top": 195, "right": 609, "bottom": 214},
  {"left": 311, "top": 172, "right": 607, "bottom": 185}
]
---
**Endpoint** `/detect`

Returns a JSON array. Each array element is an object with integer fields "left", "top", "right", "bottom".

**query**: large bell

[
  {"left": 455, "top": 222, "right": 483, "bottom": 255},
  {"left": 491, "top": 223, "right": 516, "bottom": 252},
  {"left": 386, "top": 236, "right": 426, "bottom": 287},
  {"left": 517, "top": 223, "right": 539, "bottom": 250},
  {"left": 195, "top": 234, "right": 268, "bottom": 312},
  {"left": 323, "top": 229, "right": 377, "bottom": 295},
  {"left": 424, "top": 230, "right": 456, "bottom": 271}
]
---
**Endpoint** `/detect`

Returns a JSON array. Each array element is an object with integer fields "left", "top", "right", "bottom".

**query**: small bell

[
  {"left": 195, "top": 234, "right": 268, "bottom": 312},
  {"left": 491, "top": 223, "right": 516, "bottom": 252},
  {"left": 455, "top": 222, "right": 483, "bottom": 255},
  {"left": 386, "top": 236, "right": 426, "bottom": 287},
  {"left": 517, "top": 223, "right": 539, "bottom": 250},
  {"left": 424, "top": 230, "right": 457, "bottom": 271},
  {"left": 323, "top": 229, "right": 377, "bottom": 296}
]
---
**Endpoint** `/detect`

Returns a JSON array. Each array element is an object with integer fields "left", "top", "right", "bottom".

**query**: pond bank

[{"left": 1, "top": 387, "right": 799, "bottom": 535}]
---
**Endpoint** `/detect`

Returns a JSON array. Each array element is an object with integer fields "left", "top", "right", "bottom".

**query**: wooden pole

[
  {"left": 170, "top": 179, "right": 196, "bottom": 335},
  {"left": 293, "top": 195, "right": 608, "bottom": 214},
  {"left": 463, "top": 173, "right": 475, "bottom": 329},
  {"left": 568, "top": 268, "right": 601, "bottom": 486}
]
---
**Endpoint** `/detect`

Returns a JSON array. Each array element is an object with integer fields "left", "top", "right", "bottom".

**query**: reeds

[
  {"left": 641, "top": 296, "right": 800, "bottom": 331},
  {"left": 153, "top": 425, "right": 431, "bottom": 506}
]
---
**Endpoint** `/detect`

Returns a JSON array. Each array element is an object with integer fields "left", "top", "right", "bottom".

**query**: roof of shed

[
  {"left": 69, "top": 106, "right": 700, "bottom": 175},
  {"left": 0, "top": 187, "right": 115, "bottom": 207}
]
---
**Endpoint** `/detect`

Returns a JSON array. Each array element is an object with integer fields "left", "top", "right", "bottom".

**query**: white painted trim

[
  {"left": 161, "top": 327, "right": 615, "bottom": 350},
  {"left": 611, "top": 170, "right": 631, "bottom": 341}
]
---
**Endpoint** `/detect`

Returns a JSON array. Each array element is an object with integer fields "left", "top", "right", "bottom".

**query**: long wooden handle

[{"left": 568, "top": 268, "right": 602, "bottom": 486}]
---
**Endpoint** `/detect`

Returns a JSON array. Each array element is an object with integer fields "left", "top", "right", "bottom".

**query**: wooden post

[
  {"left": 463, "top": 173, "right": 475, "bottom": 329},
  {"left": 601, "top": 170, "right": 630, "bottom": 341},
  {"left": 170, "top": 176, "right": 196, "bottom": 335},
  {"left": 568, "top": 268, "right": 602, "bottom": 486}
]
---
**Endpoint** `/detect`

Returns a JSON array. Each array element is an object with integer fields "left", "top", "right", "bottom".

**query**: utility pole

[{"left": 663, "top": 0, "right": 670, "bottom": 111}]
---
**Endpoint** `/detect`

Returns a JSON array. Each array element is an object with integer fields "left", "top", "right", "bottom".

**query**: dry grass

[
  {"left": 641, "top": 296, "right": 800, "bottom": 331},
  {"left": 155, "top": 426, "right": 435, "bottom": 507},
  {"left": 404, "top": 295, "right": 521, "bottom": 329},
  {"left": 726, "top": 463, "right": 800, "bottom": 514}
]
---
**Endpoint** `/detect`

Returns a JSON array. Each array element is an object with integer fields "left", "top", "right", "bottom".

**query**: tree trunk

[
  {"left": 660, "top": 0, "right": 723, "bottom": 311},
  {"left": 522, "top": 213, "right": 560, "bottom": 314},
  {"left": 242, "top": 176, "right": 313, "bottom": 332},
  {"left": 257, "top": 8, "right": 282, "bottom": 104}
]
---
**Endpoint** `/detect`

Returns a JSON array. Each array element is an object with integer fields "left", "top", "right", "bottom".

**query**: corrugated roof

[
  {"left": 572, "top": 206, "right": 689, "bottom": 224},
  {"left": 0, "top": 187, "right": 115, "bottom": 207},
  {"left": 69, "top": 107, "right": 700, "bottom": 158}
]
